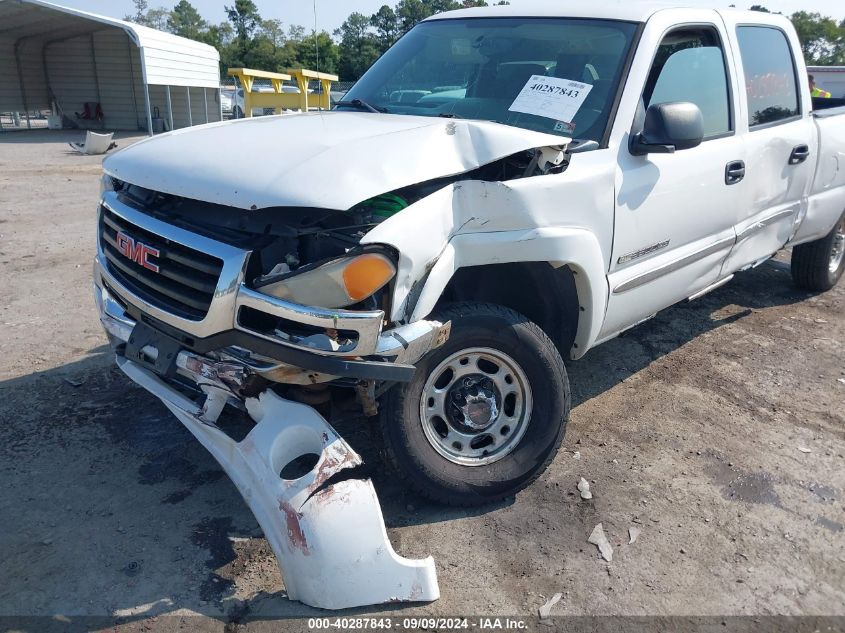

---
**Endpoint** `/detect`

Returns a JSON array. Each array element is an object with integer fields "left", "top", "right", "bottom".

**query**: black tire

[
  {"left": 380, "top": 302, "right": 570, "bottom": 506},
  {"left": 233, "top": 106, "right": 243, "bottom": 119},
  {"left": 791, "top": 212, "right": 845, "bottom": 291}
]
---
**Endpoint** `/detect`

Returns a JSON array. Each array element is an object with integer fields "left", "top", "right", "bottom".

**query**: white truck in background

[{"left": 92, "top": 4, "right": 845, "bottom": 609}]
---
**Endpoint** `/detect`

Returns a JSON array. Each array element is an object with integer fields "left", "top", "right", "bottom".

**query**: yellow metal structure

[{"left": 227, "top": 67, "right": 339, "bottom": 116}]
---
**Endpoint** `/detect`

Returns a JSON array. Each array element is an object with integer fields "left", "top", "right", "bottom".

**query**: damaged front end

[
  {"left": 94, "top": 112, "right": 573, "bottom": 609},
  {"left": 93, "top": 186, "right": 449, "bottom": 609}
]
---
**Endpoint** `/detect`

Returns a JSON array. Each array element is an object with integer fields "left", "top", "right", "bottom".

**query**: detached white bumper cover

[{"left": 116, "top": 357, "right": 439, "bottom": 609}]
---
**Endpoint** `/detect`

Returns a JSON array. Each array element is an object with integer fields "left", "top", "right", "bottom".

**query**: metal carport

[{"left": 0, "top": 0, "right": 221, "bottom": 134}]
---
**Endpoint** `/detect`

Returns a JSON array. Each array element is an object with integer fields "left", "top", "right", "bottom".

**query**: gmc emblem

[{"left": 116, "top": 231, "right": 160, "bottom": 273}]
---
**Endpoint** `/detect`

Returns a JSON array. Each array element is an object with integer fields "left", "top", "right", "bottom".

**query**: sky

[{"left": 56, "top": 0, "right": 845, "bottom": 33}]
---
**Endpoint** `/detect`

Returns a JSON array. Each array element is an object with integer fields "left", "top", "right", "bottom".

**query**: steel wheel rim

[
  {"left": 419, "top": 347, "right": 533, "bottom": 466},
  {"left": 829, "top": 217, "right": 845, "bottom": 274}
]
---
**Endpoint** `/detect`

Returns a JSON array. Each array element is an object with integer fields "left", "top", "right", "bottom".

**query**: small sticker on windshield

[
  {"left": 554, "top": 121, "right": 576, "bottom": 133},
  {"left": 451, "top": 38, "right": 471, "bottom": 56},
  {"left": 509, "top": 75, "right": 593, "bottom": 123}
]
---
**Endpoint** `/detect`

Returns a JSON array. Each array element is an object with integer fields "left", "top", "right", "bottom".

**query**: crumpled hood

[{"left": 104, "top": 111, "right": 569, "bottom": 211}]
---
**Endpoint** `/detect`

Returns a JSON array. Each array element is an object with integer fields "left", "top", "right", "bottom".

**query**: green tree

[
  {"left": 144, "top": 7, "right": 169, "bottom": 30},
  {"left": 224, "top": 0, "right": 263, "bottom": 68},
  {"left": 126, "top": 0, "right": 148, "bottom": 23},
  {"left": 790, "top": 11, "right": 845, "bottom": 64},
  {"left": 225, "top": 0, "right": 262, "bottom": 43},
  {"left": 395, "top": 0, "right": 432, "bottom": 34},
  {"left": 288, "top": 25, "right": 307, "bottom": 41},
  {"left": 394, "top": 0, "right": 491, "bottom": 35},
  {"left": 259, "top": 18, "right": 286, "bottom": 51},
  {"left": 371, "top": 5, "right": 400, "bottom": 52},
  {"left": 335, "top": 12, "right": 381, "bottom": 80},
  {"left": 749, "top": 5, "right": 771, "bottom": 12},
  {"left": 297, "top": 31, "right": 340, "bottom": 74},
  {"left": 168, "top": 1, "right": 207, "bottom": 39},
  {"left": 124, "top": 0, "right": 169, "bottom": 30}
]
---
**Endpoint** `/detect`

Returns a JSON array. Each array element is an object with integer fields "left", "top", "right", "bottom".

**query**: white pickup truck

[{"left": 93, "top": 3, "right": 845, "bottom": 608}]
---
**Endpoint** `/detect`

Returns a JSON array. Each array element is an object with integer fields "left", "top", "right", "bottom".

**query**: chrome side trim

[
  {"left": 736, "top": 208, "right": 796, "bottom": 241},
  {"left": 613, "top": 236, "right": 735, "bottom": 294},
  {"left": 687, "top": 274, "right": 734, "bottom": 301},
  {"left": 617, "top": 239, "right": 670, "bottom": 265}
]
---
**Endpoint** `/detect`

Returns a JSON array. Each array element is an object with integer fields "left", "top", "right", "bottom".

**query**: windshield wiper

[
  {"left": 438, "top": 112, "right": 462, "bottom": 119},
  {"left": 334, "top": 99, "right": 387, "bottom": 113}
]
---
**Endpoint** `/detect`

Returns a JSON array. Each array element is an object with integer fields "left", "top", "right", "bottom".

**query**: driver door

[{"left": 601, "top": 23, "right": 743, "bottom": 339}]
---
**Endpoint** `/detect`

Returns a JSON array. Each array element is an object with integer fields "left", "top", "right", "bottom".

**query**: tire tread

[
  {"left": 380, "top": 302, "right": 569, "bottom": 507},
  {"left": 791, "top": 215, "right": 845, "bottom": 292}
]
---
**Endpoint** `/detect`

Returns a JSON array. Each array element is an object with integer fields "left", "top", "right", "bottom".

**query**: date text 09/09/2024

[{"left": 307, "top": 617, "right": 529, "bottom": 630}]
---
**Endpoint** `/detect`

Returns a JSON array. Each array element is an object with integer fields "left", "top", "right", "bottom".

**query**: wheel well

[{"left": 436, "top": 262, "right": 580, "bottom": 357}]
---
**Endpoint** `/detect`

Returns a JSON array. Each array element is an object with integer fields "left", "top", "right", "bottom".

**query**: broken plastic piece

[
  {"left": 629, "top": 526, "right": 641, "bottom": 544},
  {"left": 577, "top": 477, "right": 592, "bottom": 500},
  {"left": 117, "top": 357, "right": 439, "bottom": 609},
  {"left": 588, "top": 523, "right": 613, "bottom": 562},
  {"left": 538, "top": 592, "right": 563, "bottom": 619}
]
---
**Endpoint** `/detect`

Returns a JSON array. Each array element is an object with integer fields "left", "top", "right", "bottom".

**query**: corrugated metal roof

[{"left": 0, "top": 0, "right": 220, "bottom": 88}]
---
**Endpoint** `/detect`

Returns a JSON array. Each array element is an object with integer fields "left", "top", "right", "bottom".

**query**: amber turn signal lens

[{"left": 341, "top": 253, "right": 396, "bottom": 301}]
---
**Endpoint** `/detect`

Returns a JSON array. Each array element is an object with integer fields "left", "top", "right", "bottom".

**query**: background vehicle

[
  {"left": 94, "top": 5, "right": 845, "bottom": 510},
  {"left": 223, "top": 85, "right": 314, "bottom": 118},
  {"left": 220, "top": 87, "right": 236, "bottom": 118}
]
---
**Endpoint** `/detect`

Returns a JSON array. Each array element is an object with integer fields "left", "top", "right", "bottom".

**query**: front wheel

[
  {"left": 380, "top": 303, "right": 570, "bottom": 506},
  {"left": 791, "top": 212, "right": 845, "bottom": 291}
]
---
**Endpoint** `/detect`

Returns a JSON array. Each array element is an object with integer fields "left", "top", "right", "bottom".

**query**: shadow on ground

[{"left": 0, "top": 258, "right": 827, "bottom": 626}]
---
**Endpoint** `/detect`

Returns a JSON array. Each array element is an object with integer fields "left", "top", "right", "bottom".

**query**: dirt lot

[{"left": 1, "top": 130, "right": 844, "bottom": 630}]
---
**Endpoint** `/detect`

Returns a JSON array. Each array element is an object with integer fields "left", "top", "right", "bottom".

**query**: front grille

[{"left": 99, "top": 205, "right": 224, "bottom": 320}]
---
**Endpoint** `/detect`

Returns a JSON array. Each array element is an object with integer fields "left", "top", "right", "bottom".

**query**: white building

[{"left": 0, "top": 0, "right": 222, "bottom": 133}]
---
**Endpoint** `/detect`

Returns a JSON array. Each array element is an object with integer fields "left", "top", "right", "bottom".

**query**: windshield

[{"left": 341, "top": 17, "right": 637, "bottom": 142}]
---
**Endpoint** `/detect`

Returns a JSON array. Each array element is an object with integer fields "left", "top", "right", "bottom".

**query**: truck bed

[{"left": 791, "top": 100, "right": 845, "bottom": 244}]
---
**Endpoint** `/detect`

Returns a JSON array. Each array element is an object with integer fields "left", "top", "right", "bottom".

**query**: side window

[
  {"left": 643, "top": 28, "right": 731, "bottom": 138},
  {"left": 736, "top": 26, "right": 800, "bottom": 127}
]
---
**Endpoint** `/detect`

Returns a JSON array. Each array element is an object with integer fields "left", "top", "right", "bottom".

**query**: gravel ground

[{"left": 1, "top": 130, "right": 843, "bottom": 631}]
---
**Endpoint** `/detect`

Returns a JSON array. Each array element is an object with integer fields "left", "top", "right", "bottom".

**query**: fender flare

[{"left": 408, "top": 227, "right": 608, "bottom": 358}]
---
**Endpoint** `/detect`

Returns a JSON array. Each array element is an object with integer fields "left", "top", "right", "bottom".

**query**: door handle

[
  {"left": 789, "top": 144, "right": 810, "bottom": 165},
  {"left": 725, "top": 160, "right": 745, "bottom": 185}
]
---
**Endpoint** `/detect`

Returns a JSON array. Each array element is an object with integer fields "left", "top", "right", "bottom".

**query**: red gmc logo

[{"left": 116, "top": 231, "right": 160, "bottom": 273}]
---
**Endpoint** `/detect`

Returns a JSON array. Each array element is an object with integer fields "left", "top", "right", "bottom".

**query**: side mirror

[{"left": 630, "top": 102, "right": 704, "bottom": 156}]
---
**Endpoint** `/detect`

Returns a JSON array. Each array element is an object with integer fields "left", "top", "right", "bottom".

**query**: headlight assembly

[
  {"left": 257, "top": 252, "right": 396, "bottom": 308},
  {"left": 100, "top": 173, "right": 115, "bottom": 197}
]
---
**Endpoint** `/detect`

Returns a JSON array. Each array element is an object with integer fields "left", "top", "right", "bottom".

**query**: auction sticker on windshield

[{"left": 509, "top": 75, "right": 593, "bottom": 123}]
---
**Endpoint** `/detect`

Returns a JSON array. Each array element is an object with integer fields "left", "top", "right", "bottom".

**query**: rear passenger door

[{"left": 720, "top": 20, "right": 815, "bottom": 273}]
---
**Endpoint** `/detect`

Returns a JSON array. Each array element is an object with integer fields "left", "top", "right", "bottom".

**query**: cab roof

[{"left": 425, "top": 1, "right": 774, "bottom": 25}]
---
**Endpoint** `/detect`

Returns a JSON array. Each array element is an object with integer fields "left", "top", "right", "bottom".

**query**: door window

[
  {"left": 643, "top": 27, "right": 732, "bottom": 138},
  {"left": 735, "top": 26, "right": 800, "bottom": 127}
]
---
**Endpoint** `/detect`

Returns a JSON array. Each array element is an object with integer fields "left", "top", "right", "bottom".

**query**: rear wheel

[
  {"left": 791, "top": 212, "right": 845, "bottom": 291},
  {"left": 380, "top": 303, "right": 570, "bottom": 506}
]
